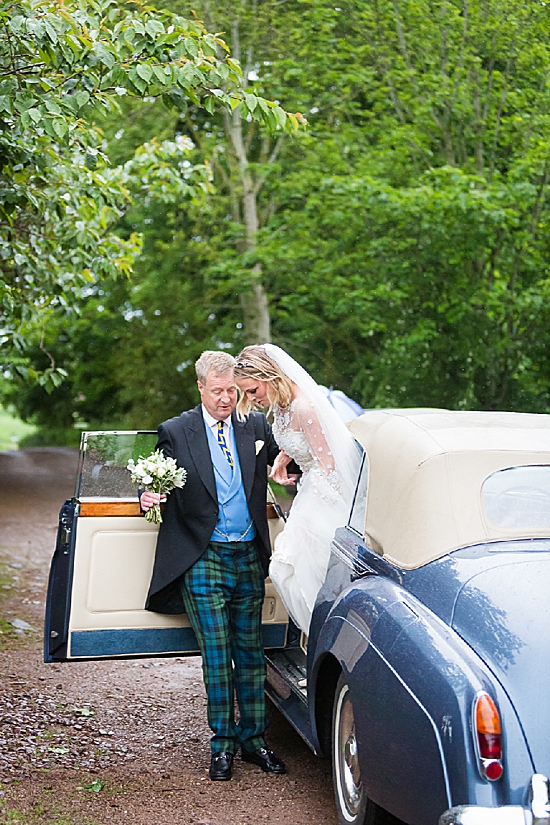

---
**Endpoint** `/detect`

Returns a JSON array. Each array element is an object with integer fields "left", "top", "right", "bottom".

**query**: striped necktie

[{"left": 217, "top": 420, "right": 234, "bottom": 467}]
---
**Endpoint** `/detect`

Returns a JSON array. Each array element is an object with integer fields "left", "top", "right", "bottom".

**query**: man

[{"left": 141, "top": 350, "right": 286, "bottom": 781}]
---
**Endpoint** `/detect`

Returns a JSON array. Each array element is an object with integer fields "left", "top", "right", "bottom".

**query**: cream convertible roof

[{"left": 347, "top": 410, "right": 550, "bottom": 569}]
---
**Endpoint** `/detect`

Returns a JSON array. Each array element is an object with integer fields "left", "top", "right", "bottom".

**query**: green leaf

[
  {"left": 85, "top": 151, "right": 98, "bottom": 169},
  {"left": 152, "top": 64, "right": 167, "bottom": 84},
  {"left": 45, "top": 99, "right": 61, "bottom": 115},
  {"left": 272, "top": 105, "right": 286, "bottom": 129},
  {"left": 183, "top": 37, "right": 199, "bottom": 57},
  {"left": 44, "top": 20, "right": 58, "bottom": 43},
  {"left": 128, "top": 68, "right": 147, "bottom": 93},
  {"left": 136, "top": 63, "right": 153, "bottom": 83},
  {"left": 75, "top": 90, "right": 90, "bottom": 110},
  {"left": 0, "top": 95, "right": 13, "bottom": 114},
  {"left": 81, "top": 779, "right": 104, "bottom": 793},
  {"left": 217, "top": 63, "right": 229, "bottom": 81},
  {"left": 0, "top": 78, "right": 17, "bottom": 95},
  {"left": 186, "top": 88, "right": 200, "bottom": 106},
  {"left": 52, "top": 118, "right": 68, "bottom": 139},
  {"left": 93, "top": 42, "right": 115, "bottom": 69},
  {"left": 145, "top": 19, "right": 165, "bottom": 39},
  {"left": 226, "top": 57, "right": 242, "bottom": 76},
  {"left": 8, "top": 14, "right": 25, "bottom": 34},
  {"left": 288, "top": 113, "right": 299, "bottom": 131},
  {"left": 245, "top": 93, "right": 258, "bottom": 112}
]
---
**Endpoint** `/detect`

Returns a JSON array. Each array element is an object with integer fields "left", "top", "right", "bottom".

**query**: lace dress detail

[
  {"left": 272, "top": 399, "right": 339, "bottom": 500},
  {"left": 269, "top": 392, "right": 357, "bottom": 633}
]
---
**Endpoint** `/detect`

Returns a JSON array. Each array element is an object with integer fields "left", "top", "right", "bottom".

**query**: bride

[{"left": 234, "top": 344, "right": 362, "bottom": 634}]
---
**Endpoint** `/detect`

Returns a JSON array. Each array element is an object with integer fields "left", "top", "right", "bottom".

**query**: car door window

[
  {"left": 348, "top": 450, "right": 369, "bottom": 536},
  {"left": 77, "top": 431, "right": 157, "bottom": 498}
]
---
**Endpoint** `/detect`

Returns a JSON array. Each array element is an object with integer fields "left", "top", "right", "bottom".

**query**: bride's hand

[{"left": 270, "top": 451, "right": 296, "bottom": 485}]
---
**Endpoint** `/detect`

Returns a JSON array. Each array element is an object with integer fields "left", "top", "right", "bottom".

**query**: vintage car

[{"left": 45, "top": 410, "right": 550, "bottom": 825}]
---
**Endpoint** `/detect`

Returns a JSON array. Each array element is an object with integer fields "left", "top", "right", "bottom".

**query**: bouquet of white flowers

[{"left": 127, "top": 450, "right": 187, "bottom": 524}]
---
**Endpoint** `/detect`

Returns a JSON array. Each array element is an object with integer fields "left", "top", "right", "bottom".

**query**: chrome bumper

[{"left": 439, "top": 775, "right": 550, "bottom": 825}]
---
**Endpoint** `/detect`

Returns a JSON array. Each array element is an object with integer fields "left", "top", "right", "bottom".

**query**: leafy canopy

[{"left": 0, "top": 0, "right": 304, "bottom": 390}]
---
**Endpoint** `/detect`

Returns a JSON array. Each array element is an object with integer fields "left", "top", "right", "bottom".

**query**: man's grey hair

[{"left": 195, "top": 350, "right": 236, "bottom": 384}]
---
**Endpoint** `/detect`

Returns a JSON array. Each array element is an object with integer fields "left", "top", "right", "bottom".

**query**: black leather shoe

[
  {"left": 209, "top": 751, "right": 234, "bottom": 781},
  {"left": 241, "top": 747, "right": 286, "bottom": 774}
]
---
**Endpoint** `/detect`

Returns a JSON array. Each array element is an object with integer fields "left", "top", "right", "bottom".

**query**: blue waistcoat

[{"left": 204, "top": 421, "right": 256, "bottom": 543}]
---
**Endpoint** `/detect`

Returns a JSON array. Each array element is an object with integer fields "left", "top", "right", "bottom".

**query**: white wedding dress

[{"left": 264, "top": 345, "right": 362, "bottom": 634}]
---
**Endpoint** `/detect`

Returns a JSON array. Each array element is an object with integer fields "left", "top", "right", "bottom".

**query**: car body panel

[
  {"left": 307, "top": 524, "right": 538, "bottom": 823},
  {"left": 450, "top": 556, "right": 550, "bottom": 775}
]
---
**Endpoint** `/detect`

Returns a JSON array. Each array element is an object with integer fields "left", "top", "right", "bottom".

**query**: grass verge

[{"left": 0, "top": 407, "right": 36, "bottom": 451}]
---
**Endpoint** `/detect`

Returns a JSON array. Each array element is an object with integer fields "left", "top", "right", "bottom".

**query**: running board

[{"left": 265, "top": 649, "right": 318, "bottom": 753}]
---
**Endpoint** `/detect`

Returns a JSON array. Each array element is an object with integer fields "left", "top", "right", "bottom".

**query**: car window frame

[
  {"left": 347, "top": 446, "right": 369, "bottom": 537},
  {"left": 75, "top": 430, "right": 157, "bottom": 499}
]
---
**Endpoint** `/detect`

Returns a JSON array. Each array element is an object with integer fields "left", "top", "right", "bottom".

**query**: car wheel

[
  {"left": 332, "top": 673, "right": 369, "bottom": 825},
  {"left": 332, "top": 673, "right": 397, "bottom": 825}
]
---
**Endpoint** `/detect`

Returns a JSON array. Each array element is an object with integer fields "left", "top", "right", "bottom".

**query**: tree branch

[{"left": 253, "top": 134, "right": 285, "bottom": 197}]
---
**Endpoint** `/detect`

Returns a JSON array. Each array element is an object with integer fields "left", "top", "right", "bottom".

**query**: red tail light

[{"left": 474, "top": 693, "right": 503, "bottom": 781}]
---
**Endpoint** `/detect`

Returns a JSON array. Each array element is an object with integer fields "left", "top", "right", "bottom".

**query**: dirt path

[{"left": 0, "top": 449, "right": 336, "bottom": 825}]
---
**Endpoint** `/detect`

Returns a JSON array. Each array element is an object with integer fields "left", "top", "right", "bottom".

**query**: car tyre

[
  {"left": 332, "top": 672, "right": 369, "bottom": 825},
  {"left": 332, "top": 673, "right": 393, "bottom": 825}
]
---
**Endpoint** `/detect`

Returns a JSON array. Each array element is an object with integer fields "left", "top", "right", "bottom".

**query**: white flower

[
  {"left": 126, "top": 450, "right": 187, "bottom": 524},
  {"left": 175, "top": 134, "right": 194, "bottom": 152}
]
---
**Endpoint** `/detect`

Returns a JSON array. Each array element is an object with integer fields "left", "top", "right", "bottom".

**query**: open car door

[{"left": 44, "top": 430, "right": 288, "bottom": 662}]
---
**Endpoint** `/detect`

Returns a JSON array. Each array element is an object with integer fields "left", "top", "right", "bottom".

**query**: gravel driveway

[{"left": 0, "top": 448, "right": 336, "bottom": 825}]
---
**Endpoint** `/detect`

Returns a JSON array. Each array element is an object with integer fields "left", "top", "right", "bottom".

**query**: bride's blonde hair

[{"left": 234, "top": 345, "right": 293, "bottom": 419}]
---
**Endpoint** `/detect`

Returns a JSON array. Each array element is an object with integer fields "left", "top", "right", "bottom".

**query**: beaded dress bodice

[
  {"left": 272, "top": 397, "right": 339, "bottom": 495},
  {"left": 272, "top": 403, "right": 316, "bottom": 472}
]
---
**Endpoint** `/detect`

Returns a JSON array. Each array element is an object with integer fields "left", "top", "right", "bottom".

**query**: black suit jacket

[{"left": 145, "top": 405, "right": 280, "bottom": 614}]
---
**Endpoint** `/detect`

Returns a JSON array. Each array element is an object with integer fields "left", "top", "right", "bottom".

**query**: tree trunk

[
  {"left": 240, "top": 267, "right": 271, "bottom": 343},
  {"left": 226, "top": 16, "right": 271, "bottom": 344},
  {"left": 226, "top": 106, "right": 271, "bottom": 343}
]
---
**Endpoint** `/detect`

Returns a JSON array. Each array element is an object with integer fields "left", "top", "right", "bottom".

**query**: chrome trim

[
  {"left": 347, "top": 449, "right": 367, "bottom": 536},
  {"left": 439, "top": 807, "right": 529, "bottom": 824},
  {"left": 333, "top": 682, "right": 364, "bottom": 820},
  {"left": 530, "top": 773, "right": 550, "bottom": 822},
  {"left": 439, "top": 773, "right": 550, "bottom": 825},
  {"left": 330, "top": 539, "right": 377, "bottom": 577}
]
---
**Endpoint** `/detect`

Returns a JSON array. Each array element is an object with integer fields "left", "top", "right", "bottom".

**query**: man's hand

[
  {"left": 269, "top": 451, "right": 299, "bottom": 485},
  {"left": 140, "top": 491, "right": 167, "bottom": 511}
]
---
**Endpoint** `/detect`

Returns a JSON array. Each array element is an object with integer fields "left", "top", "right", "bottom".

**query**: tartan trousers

[{"left": 180, "top": 539, "right": 268, "bottom": 754}]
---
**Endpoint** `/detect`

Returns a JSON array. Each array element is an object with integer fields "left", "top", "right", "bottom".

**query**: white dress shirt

[{"left": 201, "top": 406, "right": 233, "bottom": 458}]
